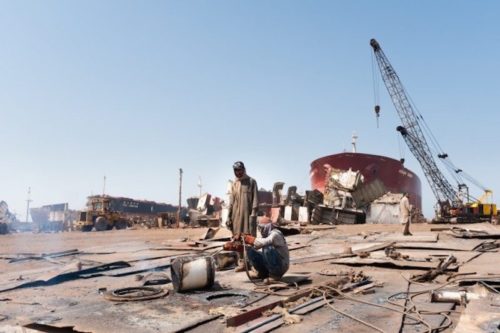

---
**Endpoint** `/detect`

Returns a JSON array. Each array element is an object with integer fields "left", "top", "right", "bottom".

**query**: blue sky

[{"left": 1, "top": 1, "right": 499, "bottom": 219}]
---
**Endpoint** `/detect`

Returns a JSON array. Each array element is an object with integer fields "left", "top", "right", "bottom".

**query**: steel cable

[{"left": 316, "top": 285, "right": 433, "bottom": 332}]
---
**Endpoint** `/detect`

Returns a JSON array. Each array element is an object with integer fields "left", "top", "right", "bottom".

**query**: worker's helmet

[{"left": 233, "top": 161, "right": 245, "bottom": 170}]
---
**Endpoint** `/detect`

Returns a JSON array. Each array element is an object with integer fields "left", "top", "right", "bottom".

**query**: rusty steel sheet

[
  {"left": 365, "top": 232, "right": 438, "bottom": 243},
  {"left": 393, "top": 238, "right": 486, "bottom": 251},
  {"left": 458, "top": 252, "right": 500, "bottom": 275},
  {"left": 352, "top": 241, "right": 395, "bottom": 254},
  {"left": 0, "top": 261, "right": 131, "bottom": 293},
  {"left": 329, "top": 257, "right": 456, "bottom": 270},
  {"left": 291, "top": 253, "right": 355, "bottom": 265}
]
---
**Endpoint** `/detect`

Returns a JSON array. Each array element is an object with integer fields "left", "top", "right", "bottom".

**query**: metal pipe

[
  {"left": 431, "top": 290, "right": 467, "bottom": 304},
  {"left": 177, "top": 168, "right": 183, "bottom": 228}
]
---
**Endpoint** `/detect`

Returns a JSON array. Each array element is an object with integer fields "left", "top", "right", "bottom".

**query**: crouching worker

[{"left": 241, "top": 217, "right": 289, "bottom": 282}]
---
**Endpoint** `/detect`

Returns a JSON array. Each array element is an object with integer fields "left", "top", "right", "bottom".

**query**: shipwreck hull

[
  {"left": 310, "top": 152, "right": 422, "bottom": 211},
  {"left": 88, "top": 196, "right": 178, "bottom": 215}
]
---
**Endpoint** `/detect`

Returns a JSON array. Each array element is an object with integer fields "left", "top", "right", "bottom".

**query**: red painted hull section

[{"left": 310, "top": 152, "right": 422, "bottom": 211}]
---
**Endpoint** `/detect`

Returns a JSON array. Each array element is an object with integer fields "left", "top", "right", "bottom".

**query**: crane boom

[{"left": 370, "top": 39, "right": 460, "bottom": 211}]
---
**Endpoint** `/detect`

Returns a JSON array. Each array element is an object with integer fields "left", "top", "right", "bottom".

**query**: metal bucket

[{"left": 171, "top": 256, "right": 215, "bottom": 292}]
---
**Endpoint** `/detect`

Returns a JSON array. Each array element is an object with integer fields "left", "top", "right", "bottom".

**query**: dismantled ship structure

[
  {"left": 75, "top": 195, "right": 180, "bottom": 231},
  {"left": 0, "top": 201, "right": 17, "bottom": 234},
  {"left": 310, "top": 151, "right": 422, "bottom": 224},
  {"left": 30, "top": 203, "right": 78, "bottom": 232}
]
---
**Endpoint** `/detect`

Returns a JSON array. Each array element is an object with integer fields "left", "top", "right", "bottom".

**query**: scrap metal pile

[
  {"left": 265, "top": 172, "right": 388, "bottom": 227},
  {"left": 0, "top": 201, "right": 18, "bottom": 235},
  {"left": 0, "top": 223, "right": 499, "bottom": 332}
]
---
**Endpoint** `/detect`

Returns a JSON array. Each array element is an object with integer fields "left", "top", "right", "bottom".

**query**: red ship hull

[{"left": 310, "top": 152, "right": 422, "bottom": 211}]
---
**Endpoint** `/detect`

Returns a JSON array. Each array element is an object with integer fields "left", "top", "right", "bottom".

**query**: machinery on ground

[
  {"left": 370, "top": 39, "right": 496, "bottom": 222},
  {"left": 75, "top": 195, "right": 178, "bottom": 231}
]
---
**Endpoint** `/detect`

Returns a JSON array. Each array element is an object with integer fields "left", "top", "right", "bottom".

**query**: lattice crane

[{"left": 370, "top": 39, "right": 463, "bottom": 218}]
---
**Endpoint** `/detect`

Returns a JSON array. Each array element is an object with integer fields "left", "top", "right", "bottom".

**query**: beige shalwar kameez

[
  {"left": 228, "top": 175, "right": 259, "bottom": 236},
  {"left": 400, "top": 195, "right": 412, "bottom": 235}
]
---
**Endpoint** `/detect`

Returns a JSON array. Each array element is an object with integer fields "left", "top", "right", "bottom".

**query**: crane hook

[{"left": 374, "top": 105, "right": 380, "bottom": 128}]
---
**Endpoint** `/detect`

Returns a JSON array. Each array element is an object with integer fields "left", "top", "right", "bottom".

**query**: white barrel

[{"left": 171, "top": 256, "right": 215, "bottom": 292}]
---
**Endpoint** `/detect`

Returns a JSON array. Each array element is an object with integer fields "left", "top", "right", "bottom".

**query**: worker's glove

[
  {"left": 223, "top": 240, "right": 243, "bottom": 253},
  {"left": 243, "top": 234, "right": 256, "bottom": 246}
]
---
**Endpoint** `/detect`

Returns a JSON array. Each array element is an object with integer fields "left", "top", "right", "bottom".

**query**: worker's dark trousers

[{"left": 246, "top": 246, "right": 286, "bottom": 278}]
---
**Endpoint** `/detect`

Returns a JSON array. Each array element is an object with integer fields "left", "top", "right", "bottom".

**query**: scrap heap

[
  {"left": 311, "top": 166, "right": 368, "bottom": 225},
  {"left": 267, "top": 169, "right": 388, "bottom": 227},
  {"left": 0, "top": 201, "right": 15, "bottom": 234}
]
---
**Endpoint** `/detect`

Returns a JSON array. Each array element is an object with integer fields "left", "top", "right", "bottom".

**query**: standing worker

[
  {"left": 400, "top": 192, "right": 412, "bottom": 236},
  {"left": 227, "top": 161, "right": 259, "bottom": 272}
]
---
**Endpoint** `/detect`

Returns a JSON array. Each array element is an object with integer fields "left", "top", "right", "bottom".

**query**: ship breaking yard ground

[{"left": 0, "top": 223, "right": 499, "bottom": 333}]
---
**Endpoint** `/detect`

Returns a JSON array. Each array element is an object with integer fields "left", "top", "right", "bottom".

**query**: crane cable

[
  {"left": 373, "top": 51, "right": 408, "bottom": 162},
  {"left": 404, "top": 91, "right": 489, "bottom": 196},
  {"left": 397, "top": 132, "right": 406, "bottom": 162},
  {"left": 372, "top": 40, "right": 490, "bottom": 204},
  {"left": 371, "top": 52, "right": 381, "bottom": 128},
  {"left": 404, "top": 91, "right": 489, "bottom": 195},
  {"left": 371, "top": 52, "right": 380, "bottom": 107}
]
